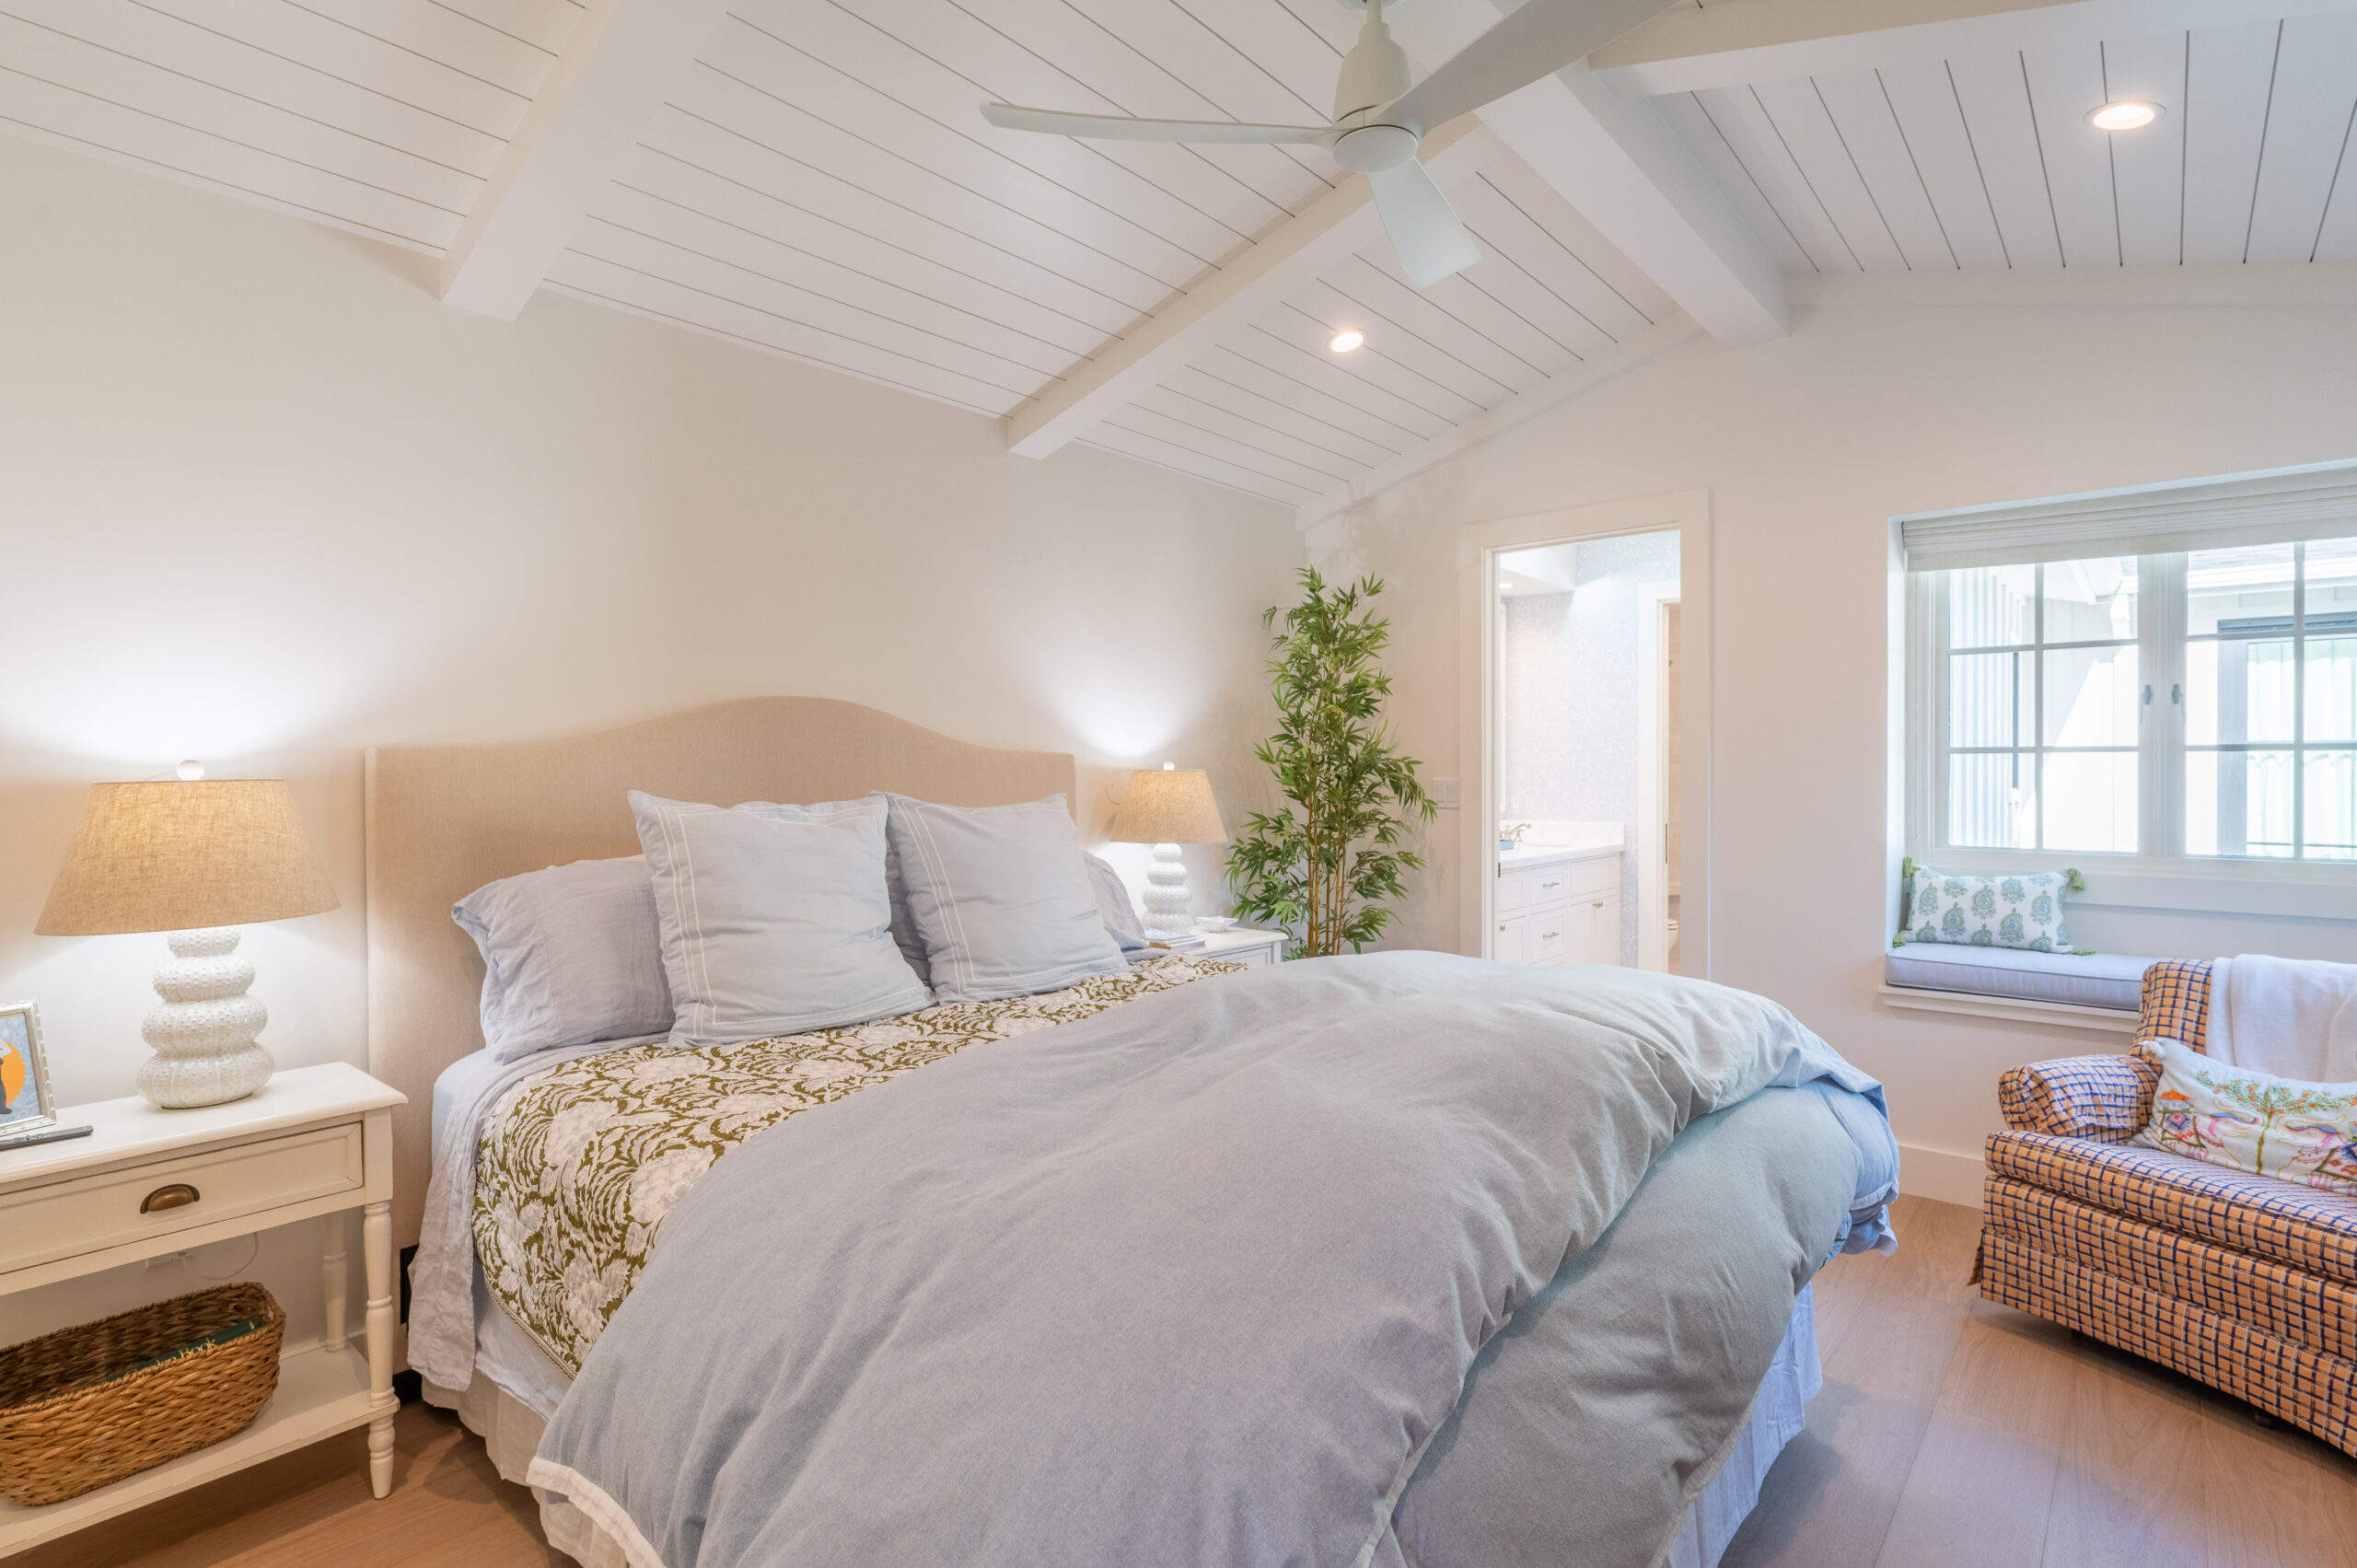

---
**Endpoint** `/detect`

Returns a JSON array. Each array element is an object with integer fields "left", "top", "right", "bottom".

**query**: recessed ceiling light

[
  {"left": 2087, "top": 101, "right": 2162, "bottom": 132},
  {"left": 1329, "top": 329, "right": 1365, "bottom": 354}
]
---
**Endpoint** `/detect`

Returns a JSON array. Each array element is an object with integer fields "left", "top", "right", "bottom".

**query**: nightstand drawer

[{"left": 0, "top": 1122, "right": 365, "bottom": 1276}]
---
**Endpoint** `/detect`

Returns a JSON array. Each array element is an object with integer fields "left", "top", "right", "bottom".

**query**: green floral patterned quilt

[{"left": 474, "top": 955, "right": 1240, "bottom": 1376}]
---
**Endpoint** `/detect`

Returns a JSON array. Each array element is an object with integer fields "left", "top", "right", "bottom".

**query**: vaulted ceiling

[{"left": 6, "top": 0, "right": 2353, "bottom": 511}]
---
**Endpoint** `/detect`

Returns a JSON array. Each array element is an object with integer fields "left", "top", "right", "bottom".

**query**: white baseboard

[{"left": 1899, "top": 1143, "right": 1986, "bottom": 1208}]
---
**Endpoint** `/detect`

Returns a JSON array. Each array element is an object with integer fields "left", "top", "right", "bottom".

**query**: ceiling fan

[{"left": 981, "top": 0, "right": 1668, "bottom": 290}]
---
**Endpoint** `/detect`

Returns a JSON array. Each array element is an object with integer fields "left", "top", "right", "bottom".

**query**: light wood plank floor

[{"left": 30, "top": 1194, "right": 2357, "bottom": 1567}]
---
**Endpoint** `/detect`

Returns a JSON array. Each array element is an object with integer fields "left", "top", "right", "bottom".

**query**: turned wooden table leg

[
  {"left": 322, "top": 1212, "right": 349, "bottom": 1353},
  {"left": 363, "top": 1199, "right": 396, "bottom": 1498}
]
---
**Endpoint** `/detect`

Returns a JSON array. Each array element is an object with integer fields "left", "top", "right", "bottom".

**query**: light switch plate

[{"left": 1430, "top": 777, "right": 1461, "bottom": 809}]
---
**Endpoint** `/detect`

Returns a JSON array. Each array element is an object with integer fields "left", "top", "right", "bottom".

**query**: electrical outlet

[
  {"left": 1430, "top": 777, "right": 1461, "bottom": 810},
  {"left": 145, "top": 1250, "right": 193, "bottom": 1270}
]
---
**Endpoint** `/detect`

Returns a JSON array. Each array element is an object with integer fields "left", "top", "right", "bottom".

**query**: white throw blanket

[{"left": 2205, "top": 955, "right": 2357, "bottom": 1080}]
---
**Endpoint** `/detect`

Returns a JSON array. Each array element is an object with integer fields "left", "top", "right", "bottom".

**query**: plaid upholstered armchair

[{"left": 1977, "top": 959, "right": 2357, "bottom": 1454}]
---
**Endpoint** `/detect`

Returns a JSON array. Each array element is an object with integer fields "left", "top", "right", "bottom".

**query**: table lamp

[
  {"left": 1109, "top": 764, "right": 1228, "bottom": 933},
  {"left": 36, "top": 767, "right": 339, "bottom": 1109}
]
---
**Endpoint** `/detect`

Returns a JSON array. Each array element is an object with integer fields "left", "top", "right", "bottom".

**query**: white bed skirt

[{"left": 424, "top": 1283, "right": 1820, "bottom": 1568}]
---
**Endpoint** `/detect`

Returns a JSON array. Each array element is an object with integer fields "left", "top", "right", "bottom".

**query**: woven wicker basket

[{"left": 0, "top": 1283, "right": 284, "bottom": 1505}]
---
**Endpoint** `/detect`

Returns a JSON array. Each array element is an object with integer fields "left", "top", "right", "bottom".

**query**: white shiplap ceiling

[
  {"left": 1655, "top": 15, "right": 2357, "bottom": 272},
  {"left": 4, "top": 0, "right": 2353, "bottom": 510}
]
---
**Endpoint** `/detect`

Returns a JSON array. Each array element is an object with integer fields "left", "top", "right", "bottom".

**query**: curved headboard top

[{"left": 364, "top": 696, "right": 1077, "bottom": 1247}]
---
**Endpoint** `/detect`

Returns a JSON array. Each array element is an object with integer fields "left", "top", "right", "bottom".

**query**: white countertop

[{"left": 1498, "top": 841, "right": 1622, "bottom": 871}]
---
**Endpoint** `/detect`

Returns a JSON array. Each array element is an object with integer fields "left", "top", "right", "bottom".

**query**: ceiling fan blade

[
  {"left": 1367, "top": 159, "right": 1480, "bottom": 289},
  {"left": 1382, "top": 0, "right": 1678, "bottom": 135},
  {"left": 981, "top": 102, "right": 1333, "bottom": 145}
]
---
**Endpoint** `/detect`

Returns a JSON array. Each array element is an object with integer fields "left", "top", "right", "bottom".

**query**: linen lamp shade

[
  {"left": 1109, "top": 768, "right": 1228, "bottom": 846},
  {"left": 37, "top": 781, "right": 339, "bottom": 935},
  {"left": 1109, "top": 767, "right": 1226, "bottom": 935},
  {"left": 37, "top": 778, "right": 338, "bottom": 1109}
]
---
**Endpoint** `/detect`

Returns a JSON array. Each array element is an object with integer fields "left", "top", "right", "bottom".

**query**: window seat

[{"left": 1884, "top": 945, "right": 2155, "bottom": 1012}]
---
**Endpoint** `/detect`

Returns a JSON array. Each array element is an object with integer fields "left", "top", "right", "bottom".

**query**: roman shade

[{"left": 1900, "top": 460, "right": 2357, "bottom": 571}]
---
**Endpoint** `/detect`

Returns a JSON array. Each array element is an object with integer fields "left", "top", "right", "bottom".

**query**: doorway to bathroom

[{"left": 1458, "top": 491, "right": 1712, "bottom": 977}]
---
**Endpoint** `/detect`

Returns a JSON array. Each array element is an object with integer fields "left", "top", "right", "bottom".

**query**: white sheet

[{"left": 2204, "top": 955, "right": 2357, "bottom": 1080}]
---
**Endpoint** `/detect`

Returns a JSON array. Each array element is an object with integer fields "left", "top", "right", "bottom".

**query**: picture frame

[{"left": 0, "top": 1001, "right": 56, "bottom": 1138}]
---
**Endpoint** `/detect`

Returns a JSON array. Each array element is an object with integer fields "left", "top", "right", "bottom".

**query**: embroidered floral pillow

[
  {"left": 2132, "top": 1040, "right": 2357, "bottom": 1195},
  {"left": 1904, "top": 865, "right": 2071, "bottom": 951}
]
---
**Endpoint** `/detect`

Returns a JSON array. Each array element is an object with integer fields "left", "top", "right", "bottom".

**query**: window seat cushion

[{"left": 1884, "top": 944, "right": 2154, "bottom": 1011}]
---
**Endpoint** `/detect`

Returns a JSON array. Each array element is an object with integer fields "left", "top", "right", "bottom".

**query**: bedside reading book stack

[{"left": 1142, "top": 929, "right": 1206, "bottom": 952}]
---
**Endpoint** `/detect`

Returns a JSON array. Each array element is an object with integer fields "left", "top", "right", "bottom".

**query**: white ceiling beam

[
  {"left": 440, "top": 0, "right": 733, "bottom": 319},
  {"left": 1393, "top": 0, "right": 1788, "bottom": 349},
  {"left": 1004, "top": 120, "right": 1505, "bottom": 459},
  {"left": 1591, "top": 0, "right": 2351, "bottom": 98}
]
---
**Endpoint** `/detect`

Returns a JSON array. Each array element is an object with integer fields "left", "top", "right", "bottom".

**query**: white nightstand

[
  {"left": 0, "top": 1062, "right": 404, "bottom": 1555},
  {"left": 1190, "top": 928, "right": 1289, "bottom": 967}
]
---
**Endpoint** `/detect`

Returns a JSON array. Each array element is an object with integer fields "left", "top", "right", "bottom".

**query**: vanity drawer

[
  {"left": 0, "top": 1122, "right": 365, "bottom": 1276},
  {"left": 1523, "top": 868, "right": 1575, "bottom": 912},
  {"left": 1530, "top": 915, "right": 1572, "bottom": 966},
  {"left": 1556, "top": 856, "right": 1620, "bottom": 900}
]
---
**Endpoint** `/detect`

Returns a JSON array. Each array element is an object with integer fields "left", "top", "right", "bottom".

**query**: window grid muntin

[
  {"left": 2181, "top": 540, "right": 2350, "bottom": 859},
  {"left": 1944, "top": 562, "right": 2138, "bottom": 852}
]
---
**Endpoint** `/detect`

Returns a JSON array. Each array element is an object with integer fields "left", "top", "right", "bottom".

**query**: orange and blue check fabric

[
  {"left": 1980, "top": 954, "right": 2357, "bottom": 1456},
  {"left": 1983, "top": 1174, "right": 2357, "bottom": 1364},
  {"left": 1997, "top": 1053, "right": 2156, "bottom": 1143},
  {"left": 2133, "top": 958, "right": 2212, "bottom": 1050},
  {"left": 1979, "top": 1206, "right": 2357, "bottom": 1455},
  {"left": 1994, "top": 959, "right": 2215, "bottom": 1141},
  {"left": 1987, "top": 1132, "right": 2357, "bottom": 1287}
]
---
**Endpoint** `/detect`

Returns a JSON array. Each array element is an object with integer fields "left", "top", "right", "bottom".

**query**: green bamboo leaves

[{"left": 1225, "top": 569, "right": 1436, "bottom": 958}]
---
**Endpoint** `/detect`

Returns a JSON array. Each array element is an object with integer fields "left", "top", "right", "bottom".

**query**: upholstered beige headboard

[{"left": 364, "top": 697, "right": 1077, "bottom": 1248}]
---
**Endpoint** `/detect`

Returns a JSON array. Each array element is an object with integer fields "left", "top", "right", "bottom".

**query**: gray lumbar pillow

[
  {"left": 878, "top": 794, "right": 1127, "bottom": 1003},
  {"left": 631, "top": 791, "right": 933, "bottom": 1048},
  {"left": 1083, "top": 851, "right": 1152, "bottom": 957},
  {"left": 452, "top": 856, "right": 674, "bottom": 1063}
]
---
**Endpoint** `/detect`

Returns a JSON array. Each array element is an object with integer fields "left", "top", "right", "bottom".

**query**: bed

[{"left": 366, "top": 698, "right": 1897, "bottom": 1568}]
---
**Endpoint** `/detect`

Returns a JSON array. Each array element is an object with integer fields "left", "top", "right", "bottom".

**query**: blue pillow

[
  {"left": 452, "top": 857, "right": 674, "bottom": 1063},
  {"left": 879, "top": 794, "right": 1127, "bottom": 1003},
  {"left": 1083, "top": 851, "right": 1152, "bottom": 957},
  {"left": 631, "top": 792, "right": 933, "bottom": 1048}
]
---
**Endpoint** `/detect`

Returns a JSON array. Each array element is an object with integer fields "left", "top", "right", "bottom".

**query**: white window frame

[{"left": 1900, "top": 462, "right": 2357, "bottom": 923}]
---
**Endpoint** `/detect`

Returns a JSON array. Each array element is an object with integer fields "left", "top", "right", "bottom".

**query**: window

[
  {"left": 2184, "top": 540, "right": 2357, "bottom": 861},
  {"left": 1943, "top": 556, "right": 2139, "bottom": 853},
  {"left": 1905, "top": 463, "right": 2357, "bottom": 875}
]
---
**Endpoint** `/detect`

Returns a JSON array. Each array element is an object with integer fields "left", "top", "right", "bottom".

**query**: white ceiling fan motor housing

[
  {"left": 1333, "top": 122, "right": 1420, "bottom": 172},
  {"left": 1332, "top": 1, "right": 1417, "bottom": 157},
  {"left": 1333, "top": 34, "right": 1411, "bottom": 117}
]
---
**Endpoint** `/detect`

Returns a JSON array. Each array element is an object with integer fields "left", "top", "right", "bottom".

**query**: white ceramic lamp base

[
  {"left": 1143, "top": 842, "right": 1195, "bottom": 932},
  {"left": 138, "top": 927, "right": 274, "bottom": 1109}
]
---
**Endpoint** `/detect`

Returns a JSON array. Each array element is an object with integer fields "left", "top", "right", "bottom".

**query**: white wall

[
  {"left": 0, "top": 135, "right": 1298, "bottom": 1337},
  {"left": 1309, "top": 271, "right": 2357, "bottom": 1201}
]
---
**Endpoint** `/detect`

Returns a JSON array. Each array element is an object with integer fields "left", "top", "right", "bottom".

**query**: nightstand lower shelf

[{"left": 0, "top": 1342, "right": 377, "bottom": 1555}]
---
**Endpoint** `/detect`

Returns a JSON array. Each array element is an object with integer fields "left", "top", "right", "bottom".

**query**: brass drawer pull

[
  {"left": 141, "top": 1183, "right": 200, "bottom": 1214},
  {"left": 1540, "top": 880, "right": 1560, "bottom": 889},
  {"left": 1540, "top": 930, "right": 1559, "bottom": 940}
]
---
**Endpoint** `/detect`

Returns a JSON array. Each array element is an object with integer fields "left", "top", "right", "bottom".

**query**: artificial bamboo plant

[{"left": 1226, "top": 569, "right": 1436, "bottom": 958}]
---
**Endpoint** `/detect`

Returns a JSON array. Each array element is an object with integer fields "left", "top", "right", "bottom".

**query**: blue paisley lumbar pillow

[{"left": 1904, "top": 864, "right": 2071, "bottom": 951}]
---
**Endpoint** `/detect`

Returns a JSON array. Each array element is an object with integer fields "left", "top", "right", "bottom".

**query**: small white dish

[{"left": 1196, "top": 916, "right": 1239, "bottom": 932}]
